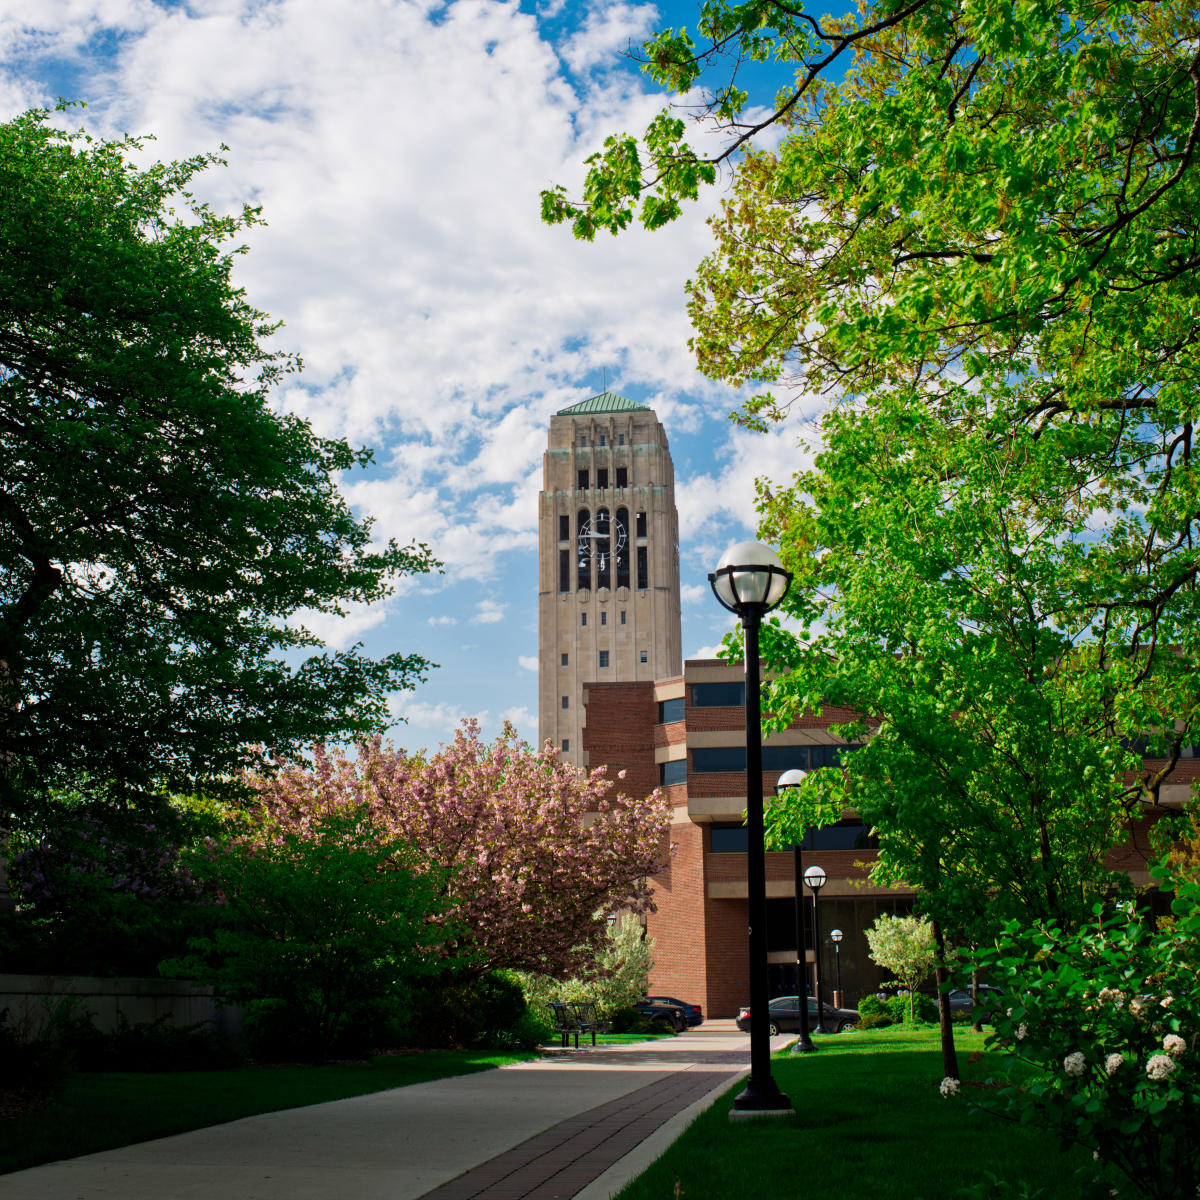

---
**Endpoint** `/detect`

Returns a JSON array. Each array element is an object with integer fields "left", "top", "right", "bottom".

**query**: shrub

[
  {"left": 969, "top": 870, "right": 1200, "bottom": 1200},
  {"left": 404, "top": 972, "right": 543, "bottom": 1051},
  {"left": 5, "top": 794, "right": 220, "bottom": 976},
  {"left": 64, "top": 1013, "right": 243, "bottom": 1072},
  {"left": 164, "top": 806, "right": 448, "bottom": 1062},
  {"left": 857, "top": 1011, "right": 895, "bottom": 1030},
  {"left": 883, "top": 992, "right": 938, "bottom": 1025}
]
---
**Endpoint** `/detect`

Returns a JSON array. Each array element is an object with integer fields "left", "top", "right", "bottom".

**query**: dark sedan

[
  {"left": 644, "top": 995, "right": 703, "bottom": 1027},
  {"left": 631, "top": 999, "right": 688, "bottom": 1032},
  {"left": 736, "top": 995, "right": 859, "bottom": 1035},
  {"left": 946, "top": 985, "right": 1003, "bottom": 1022}
]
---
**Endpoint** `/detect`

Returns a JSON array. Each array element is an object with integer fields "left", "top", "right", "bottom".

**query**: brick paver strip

[{"left": 417, "top": 1051, "right": 749, "bottom": 1200}]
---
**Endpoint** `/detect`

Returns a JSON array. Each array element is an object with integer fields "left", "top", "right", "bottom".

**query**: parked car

[
  {"left": 946, "top": 985, "right": 1003, "bottom": 1023},
  {"left": 643, "top": 995, "right": 703, "bottom": 1027},
  {"left": 735, "top": 995, "right": 859, "bottom": 1035},
  {"left": 631, "top": 999, "right": 688, "bottom": 1032}
]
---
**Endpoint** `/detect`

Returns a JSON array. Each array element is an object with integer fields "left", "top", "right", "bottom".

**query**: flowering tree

[
  {"left": 968, "top": 871, "right": 1200, "bottom": 1200},
  {"left": 865, "top": 914, "right": 937, "bottom": 1024},
  {"left": 250, "top": 720, "right": 670, "bottom": 980}
]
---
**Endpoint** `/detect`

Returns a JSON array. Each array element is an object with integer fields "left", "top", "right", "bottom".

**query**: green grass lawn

[
  {"left": 0, "top": 1049, "right": 531, "bottom": 1176},
  {"left": 611, "top": 1028, "right": 1110, "bottom": 1200}
]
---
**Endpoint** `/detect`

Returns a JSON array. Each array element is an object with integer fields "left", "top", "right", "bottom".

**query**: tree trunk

[{"left": 932, "top": 918, "right": 959, "bottom": 1080}]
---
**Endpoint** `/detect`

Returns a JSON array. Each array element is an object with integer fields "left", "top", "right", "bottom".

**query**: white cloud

[
  {"left": 518, "top": 655, "right": 539, "bottom": 672},
  {"left": 291, "top": 600, "right": 391, "bottom": 650},
  {"left": 680, "top": 582, "right": 708, "bottom": 605},
  {"left": 472, "top": 599, "right": 506, "bottom": 625},
  {"left": 559, "top": 2, "right": 658, "bottom": 77},
  {"left": 428, "top": 615, "right": 458, "bottom": 626}
]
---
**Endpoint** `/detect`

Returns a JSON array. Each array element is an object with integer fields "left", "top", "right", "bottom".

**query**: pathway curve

[{"left": 2, "top": 1022, "right": 769, "bottom": 1200}]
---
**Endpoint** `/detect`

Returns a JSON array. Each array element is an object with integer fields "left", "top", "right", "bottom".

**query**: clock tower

[{"left": 538, "top": 392, "right": 682, "bottom": 765}]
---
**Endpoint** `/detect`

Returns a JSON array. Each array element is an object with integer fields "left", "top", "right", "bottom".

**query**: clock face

[{"left": 577, "top": 511, "right": 627, "bottom": 573}]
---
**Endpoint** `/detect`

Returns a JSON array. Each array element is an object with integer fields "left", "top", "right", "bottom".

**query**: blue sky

[{"left": 0, "top": 0, "right": 837, "bottom": 753}]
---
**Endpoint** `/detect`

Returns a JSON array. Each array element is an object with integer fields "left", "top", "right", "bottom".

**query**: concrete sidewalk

[{"left": 3, "top": 1021, "right": 771, "bottom": 1200}]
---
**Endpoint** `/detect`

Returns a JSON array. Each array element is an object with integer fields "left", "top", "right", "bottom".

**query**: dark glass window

[
  {"left": 693, "top": 746, "right": 746, "bottom": 773},
  {"left": 561, "top": 653, "right": 568, "bottom": 666},
  {"left": 616, "top": 507, "right": 630, "bottom": 588},
  {"left": 658, "top": 697, "right": 685, "bottom": 724},
  {"left": 800, "top": 822, "right": 879, "bottom": 851},
  {"left": 597, "top": 468, "right": 609, "bottom": 488},
  {"left": 559, "top": 514, "right": 569, "bottom": 540},
  {"left": 710, "top": 821, "right": 876, "bottom": 852},
  {"left": 710, "top": 825, "right": 748, "bottom": 853},
  {"left": 616, "top": 467, "right": 628, "bottom": 487},
  {"left": 691, "top": 682, "right": 746, "bottom": 707},
  {"left": 596, "top": 508, "right": 612, "bottom": 589},
  {"left": 558, "top": 549, "right": 570, "bottom": 592},
  {"left": 561, "top": 695, "right": 569, "bottom": 710},
  {"left": 599, "top": 650, "right": 610, "bottom": 668},
  {"left": 637, "top": 545, "right": 648, "bottom": 589},
  {"left": 578, "top": 469, "right": 589, "bottom": 489},
  {"left": 660, "top": 759, "right": 687, "bottom": 786},
  {"left": 767, "top": 744, "right": 863, "bottom": 770},
  {"left": 577, "top": 509, "right": 591, "bottom": 591},
  {"left": 601, "top": 612, "right": 607, "bottom": 626},
  {"left": 618, "top": 434, "right": 625, "bottom": 446},
  {"left": 581, "top": 612, "right": 587, "bottom": 627},
  {"left": 620, "top": 611, "right": 626, "bottom": 625},
  {"left": 636, "top": 511, "right": 647, "bottom": 537},
  {"left": 599, "top": 435, "right": 606, "bottom": 447},
  {"left": 562, "top": 738, "right": 569, "bottom": 752},
  {"left": 640, "top": 650, "right": 648, "bottom": 663}
]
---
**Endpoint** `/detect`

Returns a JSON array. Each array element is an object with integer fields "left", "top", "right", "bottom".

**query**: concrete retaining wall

[{"left": 0, "top": 974, "right": 242, "bottom": 1038}]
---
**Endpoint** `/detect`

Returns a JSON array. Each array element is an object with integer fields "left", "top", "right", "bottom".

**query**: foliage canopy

[
  {"left": 546, "top": 1, "right": 1200, "bottom": 933},
  {"left": 0, "top": 109, "right": 437, "bottom": 811}
]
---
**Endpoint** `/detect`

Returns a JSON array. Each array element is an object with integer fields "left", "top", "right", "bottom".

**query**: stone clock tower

[{"left": 538, "top": 392, "right": 682, "bottom": 765}]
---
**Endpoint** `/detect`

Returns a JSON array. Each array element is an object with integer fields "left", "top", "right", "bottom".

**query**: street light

[
  {"left": 774, "top": 768, "right": 815, "bottom": 1054},
  {"left": 804, "top": 864, "right": 828, "bottom": 1032},
  {"left": 830, "top": 928, "right": 844, "bottom": 1008},
  {"left": 710, "top": 540, "right": 794, "bottom": 1120}
]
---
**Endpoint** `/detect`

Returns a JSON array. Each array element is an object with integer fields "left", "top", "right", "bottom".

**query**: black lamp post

[
  {"left": 774, "top": 767, "right": 815, "bottom": 1054},
  {"left": 804, "top": 865, "right": 828, "bottom": 1032},
  {"left": 710, "top": 540, "right": 794, "bottom": 1119},
  {"left": 830, "top": 927, "right": 844, "bottom": 1008}
]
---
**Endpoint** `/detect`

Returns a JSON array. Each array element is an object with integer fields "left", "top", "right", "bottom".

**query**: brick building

[
  {"left": 581, "top": 659, "right": 1194, "bottom": 1019},
  {"left": 539, "top": 395, "right": 1193, "bottom": 1020}
]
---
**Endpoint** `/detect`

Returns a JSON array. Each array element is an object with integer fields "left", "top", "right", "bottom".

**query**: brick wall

[{"left": 582, "top": 680, "right": 658, "bottom": 801}]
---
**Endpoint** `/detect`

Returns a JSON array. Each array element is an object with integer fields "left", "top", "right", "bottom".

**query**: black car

[
  {"left": 632, "top": 999, "right": 688, "bottom": 1032},
  {"left": 946, "top": 985, "right": 1003, "bottom": 1022},
  {"left": 735, "top": 995, "right": 859, "bottom": 1035},
  {"left": 643, "top": 995, "right": 703, "bottom": 1027}
]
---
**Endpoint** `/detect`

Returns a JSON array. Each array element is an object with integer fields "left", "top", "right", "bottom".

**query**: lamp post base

[
  {"left": 729, "top": 1081, "right": 795, "bottom": 1122},
  {"left": 790, "top": 1034, "right": 817, "bottom": 1053}
]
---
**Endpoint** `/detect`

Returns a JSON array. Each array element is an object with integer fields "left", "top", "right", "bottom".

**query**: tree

[
  {"left": 865, "top": 914, "right": 937, "bottom": 1024},
  {"left": 518, "top": 913, "right": 656, "bottom": 1021},
  {"left": 164, "top": 806, "right": 447, "bottom": 1061},
  {"left": 248, "top": 721, "right": 671, "bottom": 980},
  {"left": 544, "top": 1, "right": 1200, "bottom": 924},
  {"left": 0, "top": 108, "right": 437, "bottom": 814}
]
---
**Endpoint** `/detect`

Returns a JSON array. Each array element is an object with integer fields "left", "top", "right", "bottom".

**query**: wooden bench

[{"left": 548, "top": 1001, "right": 606, "bottom": 1048}]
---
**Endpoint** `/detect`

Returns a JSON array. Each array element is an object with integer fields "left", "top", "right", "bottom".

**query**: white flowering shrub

[{"left": 972, "top": 875, "right": 1200, "bottom": 1200}]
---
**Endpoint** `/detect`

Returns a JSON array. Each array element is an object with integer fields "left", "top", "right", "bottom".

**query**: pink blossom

[{"left": 245, "top": 720, "right": 670, "bottom": 978}]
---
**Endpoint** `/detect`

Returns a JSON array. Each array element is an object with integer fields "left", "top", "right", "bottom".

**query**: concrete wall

[{"left": 0, "top": 974, "right": 242, "bottom": 1038}]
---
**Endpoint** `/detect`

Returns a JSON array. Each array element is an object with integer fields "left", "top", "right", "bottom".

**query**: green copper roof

[{"left": 556, "top": 392, "right": 647, "bottom": 415}]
